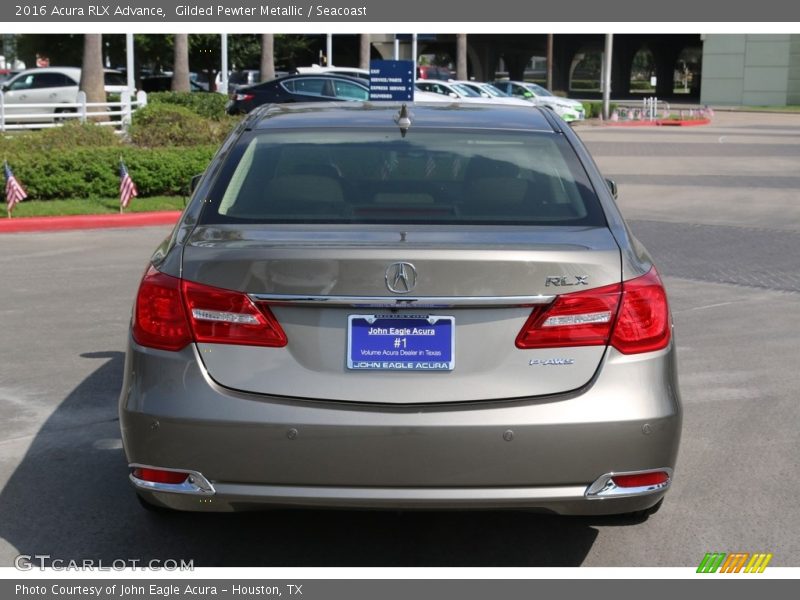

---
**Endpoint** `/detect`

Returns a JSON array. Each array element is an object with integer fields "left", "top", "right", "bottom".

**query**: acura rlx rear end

[{"left": 119, "top": 102, "right": 681, "bottom": 515}]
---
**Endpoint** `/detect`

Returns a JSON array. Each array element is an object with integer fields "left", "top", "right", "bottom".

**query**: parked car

[
  {"left": 226, "top": 73, "right": 369, "bottom": 114},
  {"left": 294, "top": 65, "right": 370, "bottom": 82},
  {"left": 416, "top": 79, "right": 534, "bottom": 108},
  {"left": 215, "top": 70, "right": 290, "bottom": 94},
  {"left": 139, "top": 75, "right": 208, "bottom": 93},
  {"left": 491, "top": 80, "right": 586, "bottom": 122},
  {"left": 0, "top": 67, "right": 128, "bottom": 121},
  {"left": 456, "top": 80, "right": 512, "bottom": 99},
  {"left": 416, "top": 65, "right": 453, "bottom": 80},
  {"left": 0, "top": 69, "right": 20, "bottom": 84},
  {"left": 122, "top": 101, "right": 681, "bottom": 517}
]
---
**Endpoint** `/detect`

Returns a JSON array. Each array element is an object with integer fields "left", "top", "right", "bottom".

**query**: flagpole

[
  {"left": 119, "top": 155, "right": 124, "bottom": 215},
  {"left": 3, "top": 158, "right": 7, "bottom": 218}
]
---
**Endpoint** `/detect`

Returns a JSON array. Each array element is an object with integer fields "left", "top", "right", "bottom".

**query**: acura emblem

[{"left": 385, "top": 262, "right": 417, "bottom": 294}]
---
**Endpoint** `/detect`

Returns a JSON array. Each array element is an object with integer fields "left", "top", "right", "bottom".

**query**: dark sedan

[{"left": 226, "top": 73, "right": 369, "bottom": 114}]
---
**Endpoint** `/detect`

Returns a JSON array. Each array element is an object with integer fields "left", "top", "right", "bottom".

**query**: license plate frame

[{"left": 346, "top": 314, "right": 455, "bottom": 371}]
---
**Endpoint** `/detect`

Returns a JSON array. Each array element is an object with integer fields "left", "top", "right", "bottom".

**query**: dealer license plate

[{"left": 347, "top": 315, "right": 455, "bottom": 371}]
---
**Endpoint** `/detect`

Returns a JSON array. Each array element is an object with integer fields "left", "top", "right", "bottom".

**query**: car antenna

[{"left": 395, "top": 104, "right": 411, "bottom": 137}]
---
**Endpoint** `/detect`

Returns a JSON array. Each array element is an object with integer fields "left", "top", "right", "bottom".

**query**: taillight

[
  {"left": 610, "top": 268, "right": 671, "bottom": 354},
  {"left": 182, "top": 279, "right": 287, "bottom": 347},
  {"left": 516, "top": 267, "right": 671, "bottom": 354},
  {"left": 132, "top": 266, "right": 193, "bottom": 351},
  {"left": 235, "top": 93, "right": 255, "bottom": 102},
  {"left": 132, "top": 266, "right": 287, "bottom": 351},
  {"left": 516, "top": 282, "right": 621, "bottom": 349}
]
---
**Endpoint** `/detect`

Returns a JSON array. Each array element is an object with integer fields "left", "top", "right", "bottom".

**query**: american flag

[
  {"left": 119, "top": 160, "right": 138, "bottom": 209},
  {"left": 4, "top": 161, "right": 27, "bottom": 213}
]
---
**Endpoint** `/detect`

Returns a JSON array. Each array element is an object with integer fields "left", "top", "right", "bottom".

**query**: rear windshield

[{"left": 199, "top": 128, "right": 605, "bottom": 226}]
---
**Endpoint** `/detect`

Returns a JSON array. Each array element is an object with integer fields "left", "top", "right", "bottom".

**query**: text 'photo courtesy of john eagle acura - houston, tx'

[{"left": 120, "top": 99, "right": 681, "bottom": 517}]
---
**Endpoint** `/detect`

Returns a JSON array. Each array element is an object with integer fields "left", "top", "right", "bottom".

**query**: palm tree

[
  {"left": 456, "top": 34, "right": 467, "bottom": 80},
  {"left": 171, "top": 34, "right": 190, "bottom": 92},
  {"left": 260, "top": 34, "right": 275, "bottom": 81},
  {"left": 359, "top": 34, "right": 371, "bottom": 71},
  {"left": 79, "top": 34, "right": 107, "bottom": 121}
]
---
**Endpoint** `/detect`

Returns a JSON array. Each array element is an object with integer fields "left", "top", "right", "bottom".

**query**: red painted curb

[
  {"left": 605, "top": 120, "right": 661, "bottom": 127},
  {"left": 0, "top": 211, "right": 182, "bottom": 234},
  {"left": 658, "top": 118, "right": 712, "bottom": 126},
  {"left": 605, "top": 118, "right": 711, "bottom": 127}
]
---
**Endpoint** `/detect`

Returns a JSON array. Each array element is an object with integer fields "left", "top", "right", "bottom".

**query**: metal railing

[
  {"left": 0, "top": 90, "right": 147, "bottom": 132},
  {"left": 611, "top": 96, "right": 670, "bottom": 122}
]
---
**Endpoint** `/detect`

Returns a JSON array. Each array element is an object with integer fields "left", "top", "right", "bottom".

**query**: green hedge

[
  {"left": 147, "top": 91, "right": 230, "bottom": 120},
  {"left": 130, "top": 104, "right": 236, "bottom": 147},
  {"left": 581, "top": 101, "right": 618, "bottom": 119},
  {"left": 0, "top": 122, "right": 121, "bottom": 154},
  {"left": 6, "top": 146, "right": 216, "bottom": 199}
]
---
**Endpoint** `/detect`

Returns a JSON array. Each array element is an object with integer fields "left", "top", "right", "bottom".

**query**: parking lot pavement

[{"left": 0, "top": 111, "right": 798, "bottom": 567}]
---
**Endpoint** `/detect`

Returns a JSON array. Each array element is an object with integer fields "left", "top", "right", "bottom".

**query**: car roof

[
  {"left": 295, "top": 65, "right": 370, "bottom": 75},
  {"left": 12, "top": 67, "right": 81, "bottom": 77},
  {"left": 11, "top": 67, "right": 122, "bottom": 77},
  {"left": 242, "top": 72, "right": 369, "bottom": 90},
  {"left": 249, "top": 102, "right": 556, "bottom": 132}
]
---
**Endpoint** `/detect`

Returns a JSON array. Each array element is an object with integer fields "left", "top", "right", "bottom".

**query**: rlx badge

[{"left": 545, "top": 275, "right": 589, "bottom": 287}]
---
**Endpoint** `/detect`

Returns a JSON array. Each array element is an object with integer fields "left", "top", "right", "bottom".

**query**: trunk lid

[{"left": 182, "top": 224, "right": 621, "bottom": 403}]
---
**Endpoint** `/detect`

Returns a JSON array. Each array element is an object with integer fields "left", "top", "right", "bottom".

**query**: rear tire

[{"left": 54, "top": 107, "right": 76, "bottom": 123}]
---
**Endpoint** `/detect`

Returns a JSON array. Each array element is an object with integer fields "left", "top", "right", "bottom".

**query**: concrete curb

[{"left": 0, "top": 211, "right": 182, "bottom": 234}]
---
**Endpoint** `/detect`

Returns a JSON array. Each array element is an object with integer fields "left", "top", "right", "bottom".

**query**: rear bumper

[
  {"left": 132, "top": 479, "right": 669, "bottom": 515},
  {"left": 120, "top": 338, "right": 681, "bottom": 514}
]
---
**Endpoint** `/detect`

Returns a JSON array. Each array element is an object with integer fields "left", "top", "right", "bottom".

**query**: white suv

[{"left": 0, "top": 67, "right": 128, "bottom": 121}]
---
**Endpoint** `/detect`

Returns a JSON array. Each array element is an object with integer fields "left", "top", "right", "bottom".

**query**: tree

[
  {"left": 456, "top": 34, "right": 467, "bottom": 80},
  {"left": 359, "top": 34, "right": 370, "bottom": 70},
  {"left": 80, "top": 34, "right": 107, "bottom": 120},
  {"left": 260, "top": 34, "right": 275, "bottom": 81},
  {"left": 172, "top": 34, "right": 190, "bottom": 91}
]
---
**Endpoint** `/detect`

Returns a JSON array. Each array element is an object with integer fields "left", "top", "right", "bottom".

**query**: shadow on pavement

[{"left": 0, "top": 351, "right": 635, "bottom": 567}]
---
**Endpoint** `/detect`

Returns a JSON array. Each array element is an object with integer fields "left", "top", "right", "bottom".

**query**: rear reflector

[
  {"left": 611, "top": 471, "right": 670, "bottom": 488},
  {"left": 132, "top": 467, "right": 188, "bottom": 485},
  {"left": 132, "top": 266, "right": 287, "bottom": 351},
  {"left": 516, "top": 267, "right": 671, "bottom": 354}
]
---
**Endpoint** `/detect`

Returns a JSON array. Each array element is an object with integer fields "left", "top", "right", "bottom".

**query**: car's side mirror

[
  {"left": 605, "top": 178, "right": 618, "bottom": 199},
  {"left": 448, "top": 92, "right": 458, "bottom": 98},
  {"left": 190, "top": 173, "right": 203, "bottom": 194}
]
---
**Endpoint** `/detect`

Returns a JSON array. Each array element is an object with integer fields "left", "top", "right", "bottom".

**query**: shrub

[
  {"left": 130, "top": 103, "right": 236, "bottom": 147},
  {"left": 129, "top": 104, "right": 228, "bottom": 148},
  {"left": 5, "top": 146, "right": 216, "bottom": 199},
  {"left": 581, "top": 101, "right": 618, "bottom": 119},
  {"left": 147, "top": 91, "right": 229, "bottom": 120},
  {"left": 0, "top": 122, "right": 120, "bottom": 155},
  {"left": 41, "top": 121, "right": 121, "bottom": 147},
  {"left": 630, "top": 80, "right": 655, "bottom": 91}
]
